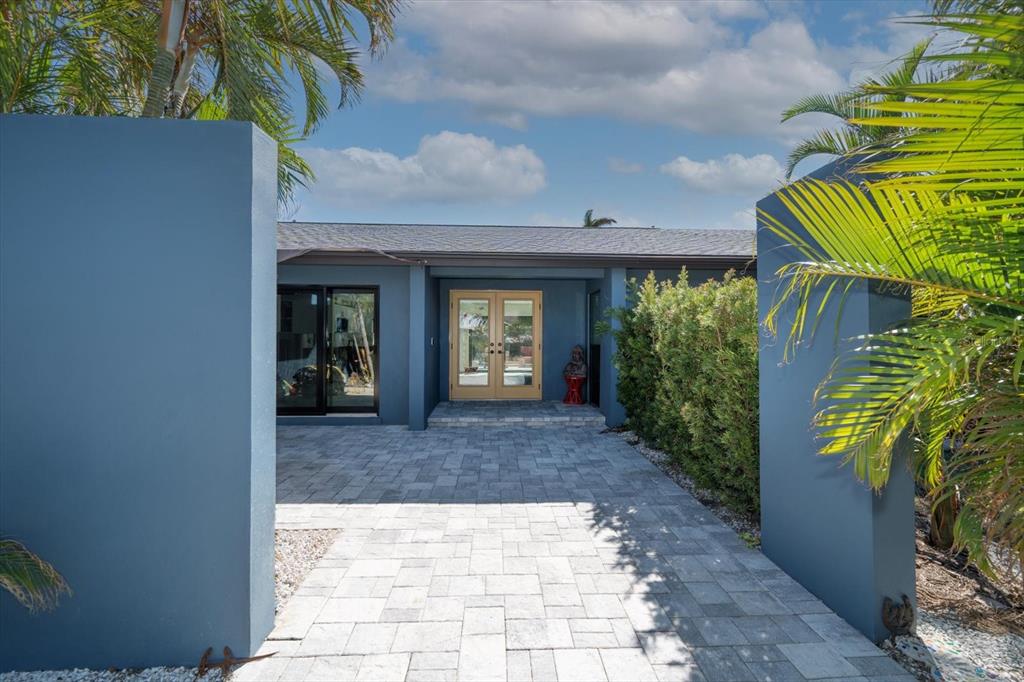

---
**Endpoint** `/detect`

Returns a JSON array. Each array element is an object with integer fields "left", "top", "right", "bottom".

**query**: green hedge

[{"left": 613, "top": 270, "right": 760, "bottom": 518}]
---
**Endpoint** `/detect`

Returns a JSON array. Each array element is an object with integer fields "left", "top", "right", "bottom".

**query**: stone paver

[{"left": 239, "top": 423, "right": 904, "bottom": 681}]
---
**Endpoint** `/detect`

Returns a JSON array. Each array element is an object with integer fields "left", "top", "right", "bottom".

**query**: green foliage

[
  {"left": 766, "top": 2, "right": 1023, "bottom": 576},
  {"left": 613, "top": 271, "right": 760, "bottom": 518},
  {"left": 0, "top": 0, "right": 400, "bottom": 204},
  {"left": 0, "top": 539, "right": 70, "bottom": 612},
  {"left": 780, "top": 37, "right": 935, "bottom": 179},
  {"left": 583, "top": 209, "right": 617, "bottom": 228}
]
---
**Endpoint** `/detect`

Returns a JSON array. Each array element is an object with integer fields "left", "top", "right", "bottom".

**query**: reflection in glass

[
  {"left": 458, "top": 299, "right": 490, "bottom": 386},
  {"left": 503, "top": 299, "right": 534, "bottom": 386},
  {"left": 328, "top": 291, "right": 376, "bottom": 409},
  {"left": 277, "top": 291, "right": 320, "bottom": 409}
]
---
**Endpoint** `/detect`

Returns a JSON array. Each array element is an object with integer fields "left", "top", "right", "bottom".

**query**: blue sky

[{"left": 289, "top": 0, "right": 930, "bottom": 229}]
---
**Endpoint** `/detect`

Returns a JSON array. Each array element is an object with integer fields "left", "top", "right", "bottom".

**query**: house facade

[{"left": 277, "top": 223, "right": 755, "bottom": 430}]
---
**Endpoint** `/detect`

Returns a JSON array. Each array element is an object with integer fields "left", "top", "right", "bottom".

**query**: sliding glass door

[{"left": 277, "top": 286, "right": 378, "bottom": 415}]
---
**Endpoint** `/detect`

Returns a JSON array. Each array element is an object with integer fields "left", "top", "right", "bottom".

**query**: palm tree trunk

[
  {"left": 142, "top": 0, "right": 187, "bottom": 118},
  {"left": 169, "top": 44, "right": 197, "bottom": 117}
]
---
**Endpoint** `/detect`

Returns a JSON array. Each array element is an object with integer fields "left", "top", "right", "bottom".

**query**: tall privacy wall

[
  {"left": 756, "top": 162, "right": 916, "bottom": 642},
  {"left": 0, "top": 115, "right": 277, "bottom": 670}
]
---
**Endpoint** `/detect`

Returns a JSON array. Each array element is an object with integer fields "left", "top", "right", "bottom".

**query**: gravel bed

[
  {"left": 274, "top": 528, "right": 339, "bottom": 612},
  {"left": 917, "top": 611, "right": 1024, "bottom": 681},
  {"left": 1, "top": 530, "right": 338, "bottom": 681},
  {"left": 0, "top": 668, "right": 222, "bottom": 682}
]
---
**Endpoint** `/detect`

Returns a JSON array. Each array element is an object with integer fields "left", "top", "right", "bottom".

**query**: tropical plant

[
  {"left": 780, "top": 37, "right": 934, "bottom": 179},
  {"left": 0, "top": 0, "right": 400, "bottom": 202},
  {"left": 762, "top": 1, "right": 1023, "bottom": 577},
  {"left": 613, "top": 271, "right": 760, "bottom": 517},
  {"left": 0, "top": 539, "right": 70, "bottom": 612},
  {"left": 583, "top": 209, "right": 617, "bottom": 228}
]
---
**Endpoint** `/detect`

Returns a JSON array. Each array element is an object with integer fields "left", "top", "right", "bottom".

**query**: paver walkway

[{"left": 238, "top": 425, "right": 912, "bottom": 682}]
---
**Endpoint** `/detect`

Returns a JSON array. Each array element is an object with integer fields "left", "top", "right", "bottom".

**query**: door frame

[
  {"left": 448, "top": 289, "right": 543, "bottom": 400},
  {"left": 276, "top": 285, "right": 380, "bottom": 415}
]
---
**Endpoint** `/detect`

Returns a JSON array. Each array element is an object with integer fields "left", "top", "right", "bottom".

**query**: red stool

[{"left": 563, "top": 375, "right": 586, "bottom": 405}]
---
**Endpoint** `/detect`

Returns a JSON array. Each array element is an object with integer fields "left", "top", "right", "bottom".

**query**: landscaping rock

[{"left": 274, "top": 528, "right": 340, "bottom": 612}]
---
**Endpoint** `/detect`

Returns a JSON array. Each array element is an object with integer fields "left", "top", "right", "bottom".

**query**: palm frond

[
  {"left": 764, "top": 4, "right": 1024, "bottom": 576},
  {"left": 0, "top": 539, "right": 71, "bottom": 612}
]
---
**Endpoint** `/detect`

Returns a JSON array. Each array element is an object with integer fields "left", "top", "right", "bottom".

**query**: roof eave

[{"left": 279, "top": 249, "right": 756, "bottom": 271}]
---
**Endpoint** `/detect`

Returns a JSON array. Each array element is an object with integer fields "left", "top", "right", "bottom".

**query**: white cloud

[
  {"left": 302, "top": 131, "right": 545, "bottom": 205},
  {"left": 608, "top": 157, "right": 644, "bottom": 174},
  {"left": 660, "top": 153, "right": 783, "bottom": 195},
  {"left": 369, "top": 2, "right": 845, "bottom": 137}
]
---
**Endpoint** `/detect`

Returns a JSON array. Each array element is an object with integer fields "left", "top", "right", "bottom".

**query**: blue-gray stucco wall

[
  {"left": 278, "top": 264, "right": 411, "bottom": 425},
  {"left": 756, "top": 161, "right": 916, "bottom": 642},
  {"left": 439, "top": 279, "right": 587, "bottom": 402},
  {"left": 0, "top": 115, "right": 277, "bottom": 670}
]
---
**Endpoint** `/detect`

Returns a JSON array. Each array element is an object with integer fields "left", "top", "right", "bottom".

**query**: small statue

[
  {"left": 881, "top": 594, "right": 914, "bottom": 644},
  {"left": 563, "top": 344, "right": 587, "bottom": 378}
]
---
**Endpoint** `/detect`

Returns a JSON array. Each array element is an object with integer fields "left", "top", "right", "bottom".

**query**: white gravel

[
  {"left": 274, "top": 528, "right": 339, "bottom": 611},
  {"left": 0, "top": 668, "right": 222, "bottom": 682},
  {"left": 917, "top": 611, "right": 1024, "bottom": 681},
  {"left": 1, "top": 530, "right": 338, "bottom": 681}
]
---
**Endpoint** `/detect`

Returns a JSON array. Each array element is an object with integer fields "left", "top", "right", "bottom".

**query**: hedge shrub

[{"left": 613, "top": 270, "right": 760, "bottom": 518}]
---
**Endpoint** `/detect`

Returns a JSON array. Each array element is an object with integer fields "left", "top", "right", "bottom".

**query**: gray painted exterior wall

[
  {"left": 756, "top": 162, "right": 916, "bottom": 642},
  {"left": 0, "top": 115, "right": 277, "bottom": 670},
  {"left": 273, "top": 263, "right": 750, "bottom": 429},
  {"left": 274, "top": 265, "right": 632, "bottom": 428}
]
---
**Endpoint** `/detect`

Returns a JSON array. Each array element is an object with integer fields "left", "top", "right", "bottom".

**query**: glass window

[
  {"left": 458, "top": 299, "right": 490, "bottom": 386},
  {"left": 503, "top": 299, "right": 535, "bottom": 386},
  {"left": 327, "top": 291, "right": 377, "bottom": 410},
  {"left": 276, "top": 290, "right": 320, "bottom": 410}
]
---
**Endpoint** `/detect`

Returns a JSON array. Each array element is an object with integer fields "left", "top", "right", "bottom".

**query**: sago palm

[
  {"left": 761, "top": 4, "right": 1023, "bottom": 578},
  {"left": 0, "top": 0, "right": 400, "bottom": 203},
  {"left": 780, "top": 37, "right": 934, "bottom": 179},
  {"left": 583, "top": 209, "right": 617, "bottom": 228}
]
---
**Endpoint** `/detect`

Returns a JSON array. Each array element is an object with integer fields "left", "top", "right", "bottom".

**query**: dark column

[
  {"left": 408, "top": 265, "right": 427, "bottom": 430},
  {"left": 601, "top": 267, "right": 627, "bottom": 427}
]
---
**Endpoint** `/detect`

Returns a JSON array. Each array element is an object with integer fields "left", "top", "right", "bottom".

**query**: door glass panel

[
  {"left": 503, "top": 299, "right": 535, "bottom": 387},
  {"left": 458, "top": 299, "right": 490, "bottom": 386},
  {"left": 328, "top": 291, "right": 376, "bottom": 409},
  {"left": 277, "top": 291, "right": 320, "bottom": 410},
  {"left": 589, "top": 290, "right": 602, "bottom": 341}
]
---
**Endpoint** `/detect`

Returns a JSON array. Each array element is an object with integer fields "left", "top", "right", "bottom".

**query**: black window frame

[{"left": 276, "top": 285, "right": 380, "bottom": 416}]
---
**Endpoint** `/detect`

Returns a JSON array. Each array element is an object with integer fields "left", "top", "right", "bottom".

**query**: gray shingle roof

[{"left": 278, "top": 222, "right": 755, "bottom": 260}]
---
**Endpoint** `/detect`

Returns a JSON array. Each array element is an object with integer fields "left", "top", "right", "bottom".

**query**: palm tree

[
  {"left": 0, "top": 539, "right": 70, "bottom": 612},
  {"left": 583, "top": 209, "right": 617, "bottom": 228},
  {"left": 761, "top": 1, "right": 1023, "bottom": 578},
  {"left": 0, "top": 0, "right": 400, "bottom": 203},
  {"left": 780, "top": 37, "right": 933, "bottom": 179}
]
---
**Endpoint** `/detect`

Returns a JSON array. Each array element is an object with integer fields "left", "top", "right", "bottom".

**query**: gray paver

[
  {"left": 270, "top": 422, "right": 891, "bottom": 681},
  {"left": 553, "top": 648, "right": 608, "bottom": 681},
  {"left": 778, "top": 643, "right": 862, "bottom": 679}
]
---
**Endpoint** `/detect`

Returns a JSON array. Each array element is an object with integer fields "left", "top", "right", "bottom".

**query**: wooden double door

[{"left": 449, "top": 290, "right": 542, "bottom": 400}]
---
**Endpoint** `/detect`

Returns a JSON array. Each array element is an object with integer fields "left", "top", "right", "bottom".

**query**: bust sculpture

[{"left": 563, "top": 344, "right": 587, "bottom": 378}]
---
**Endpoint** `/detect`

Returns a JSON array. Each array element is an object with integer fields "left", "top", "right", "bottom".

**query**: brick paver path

[{"left": 237, "top": 425, "right": 911, "bottom": 682}]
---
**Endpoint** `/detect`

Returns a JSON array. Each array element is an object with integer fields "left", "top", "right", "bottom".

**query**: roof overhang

[{"left": 278, "top": 249, "right": 756, "bottom": 272}]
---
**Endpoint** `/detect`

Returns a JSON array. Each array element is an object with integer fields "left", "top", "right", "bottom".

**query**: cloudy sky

[{"left": 289, "top": 0, "right": 930, "bottom": 229}]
